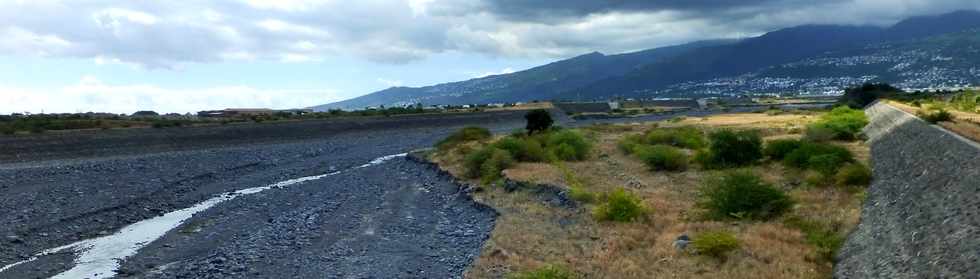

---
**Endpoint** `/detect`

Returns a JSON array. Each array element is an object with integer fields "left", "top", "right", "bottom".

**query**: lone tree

[
  {"left": 525, "top": 109, "right": 553, "bottom": 134},
  {"left": 838, "top": 83, "right": 902, "bottom": 108}
]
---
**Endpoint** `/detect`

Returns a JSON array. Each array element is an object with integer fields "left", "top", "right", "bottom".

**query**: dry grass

[
  {"left": 889, "top": 101, "right": 980, "bottom": 143},
  {"left": 430, "top": 111, "right": 868, "bottom": 279}
]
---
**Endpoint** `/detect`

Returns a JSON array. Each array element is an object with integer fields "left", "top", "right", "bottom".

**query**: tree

[
  {"left": 838, "top": 83, "right": 903, "bottom": 108},
  {"left": 525, "top": 109, "right": 553, "bottom": 134}
]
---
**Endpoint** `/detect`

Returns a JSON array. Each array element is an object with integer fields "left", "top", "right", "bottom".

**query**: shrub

[
  {"left": 617, "top": 134, "right": 645, "bottom": 154},
  {"left": 919, "top": 109, "right": 954, "bottom": 124},
  {"left": 525, "top": 109, "right": 554, "bottom": 134},
  {"left": 701, "top": 130, "right": 763, "bottom": 168},
  {"left": 783, "top": 142, "right": 854, "bottom": 170},
  {"left": 568, "top": 186, "right": 596, "bottom": 203},
  {"left": 495, "top": 137, "right": 549, "bottom": 162},
  {"left": 808, "top": 154, "right": 846, "bottom": 177},
  {"left": 803, "top": 124, "right": 837, "bottom": 142},
  {"left": 463, "top": 147, "right": 494, "bottom": 178},
  {"left": 692, "top": 230, "right": 740, "bottom": 259},
  {"left": 644, "top": 127, "right": 706, "bottom": 149},
  {"left": 480, "top": 148, "right": 515, "bottom": 184},
  {"left": 546, "top": 130, "right": 591, "bottom": 161},
  {"left": 784, "top": 216, "right": 845, "bottom": 263},
  {"left": 763, "top": 139, "right": 803, "bottom": 160},
  {"left": 835, "top": 163, "right": 872, "bottom": 186},
  {"left": 699, "top": 170, "right": 794, "bottom": 221},
  {"left": 508, "top": 265, "right": 574, "bottom": 279},
  {"left": 594, "top": 188, "right": 647, "bottom": 222},
  {"left": 837, "top": 83, "right": 901, "bottom": 108},
  {"left": 808, "top": 106, "right": 869, "bottom": 140},
  {"left": 437, "top": 126, "right": 491, "bottom": 150},
  {"left": 634, "top": 145, "right": 688, "bottom": 171}
]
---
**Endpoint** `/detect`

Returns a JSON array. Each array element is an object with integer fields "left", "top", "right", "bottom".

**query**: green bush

[
  {"left": 784, "top": 216, "right": 845, "bottom": 263},
  {"left": 692, "top": 230, "right": 740, "bottom": 259},
  {"left": 495, "top": 137, "right": 549, "bottom": 162},
  {"left": 644, "top": 127, "right": 706, "bottom": 149},
  {"left": 803, "top": 124, "right": 837, "bottom": 142},
  {"left": 508, "top": 265, "right": 574, "bottom": 279},
  {"left": 617, "top": 134, "right": 645, "bottom": 154},
  {"left": 480, "top": 148, "right": 515, "bottom": 184},
  {"left": 525, "top": 109, "right": 554, "bottom": 134},
  {"left": 699, "top": 170, "right": 794, "bottom": 221},
  {"left": 634, "top": 145, "right": 688, "bottom": 171},
  {"left": 568, "top": 186, "right": 596, "bottom": 203},
  {"left": 463, "top": 147, "right": 495, "bottom": 179},
  {"left": 763, "top": 139, "right": 803, "bottom": 160},
  {"left": 783, "top": 142, "right": 854, "bottom": 170},
  {"left": 546, "top": 130, "right": 591, "bottom": 161},
  {"left": 808, "top": 154, "right": 846, "bottom": 177},
  {"left": 594, "top": 188, "right": 647, "bottom": 222},
  {"left": 437, "top": 126, "right": 491, "bottom": 150},
  {"left": 835, "top": 163, "right": 872, "bottom": 187},
  {"left": 919, "top": 109, "right": 954, "bottom": 124},
  {"left": 465, "top": 146, "right": 514, "bottom": 181},
  {"left": 808, "top": 106, "right": 868, "bottom": 141},
  {"left": 701, "top": 130, "right": 763, "bottom": 168}
]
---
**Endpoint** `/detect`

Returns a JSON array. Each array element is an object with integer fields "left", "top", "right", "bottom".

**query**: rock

[
  {"left": 673, "top": 234, "right": 690, "bottom": 251},
  {"left": 7, "top": 235, "right": 23, "bottom": 243}
]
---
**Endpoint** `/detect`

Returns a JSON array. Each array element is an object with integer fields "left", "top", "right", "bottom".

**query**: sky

[{"left": 1, "top": 0, "right": 979, "bottom": 114}]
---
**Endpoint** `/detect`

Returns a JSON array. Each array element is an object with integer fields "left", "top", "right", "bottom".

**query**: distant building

[{"left": 197, "top": 108, "right": 276, "bottom": 118}]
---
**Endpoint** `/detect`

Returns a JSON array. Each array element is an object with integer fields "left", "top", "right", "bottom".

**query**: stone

[{"left": 673, "top": 234, "right": 690, "bottom": 251}]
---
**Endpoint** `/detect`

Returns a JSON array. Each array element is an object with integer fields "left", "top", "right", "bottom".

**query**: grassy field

[
  {"left": 429, "top": 110, "right": 869, "bottom": 279},
  {"left": 888, "top": 100, "right": 980, "bottom": 143}
]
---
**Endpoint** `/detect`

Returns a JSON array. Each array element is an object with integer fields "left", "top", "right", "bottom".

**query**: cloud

[
  {"left": 473, "top": 67, "right": 514, "bottom": 78},
  {"left": 0, "top": 0, "right": 977, "bottom": 69},
  {"left": 0, "top": 76, "right": 337, "bottom": 114},
  {"left": 376, "top": 78, "right": 404, "bottom": 87}
]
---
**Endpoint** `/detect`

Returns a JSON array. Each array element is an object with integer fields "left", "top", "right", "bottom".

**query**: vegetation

[
  {"left": 699, "top": 170, "right": 794, "bottom": 221},
  {"left": 835, "top": 163, "right": 872, "bottom": 187},
  {"left": 837, "top": 83, "right": 902, "bottom": 108},
  {"left": 481, "top": 148, "right": 516, "bottom": 184},
  {"left": 634, "top": 145, "right": 688, "bottom": 171},
  {"left": 525, "top": 109, "right": 554, "bottom": 134},
  {"left": 508, "top": 265, "right": 575, "bottom": 279},
  {"left": 546, "top": 130, "right": 592, "bottom": 161},
  {"left": 643, "top": 127, "right": 706, "bottom": 149},
  {"left": 431, "top": 111, "right": 869, "bottom": 278},
  {"left": 593, "top": 188, "right": 647, "bottom": 222},
  {"left": 692, "top": 230, "right": 740, "bottom": 259},
  {"left": 784, "top": 216, "right": 846, "bottom": 263},
  {"left": 783, "top": 142, "right": 854, "bottom": 171},
  {"left": 918, "top": 108, "right": 954, "bottom": 123},
  {"left": 494, "top": 137, "right": 549, "bottom": 162},
  {"left": 616, "top": 133, "right": 645, "bottom": 154},
  {"left": 806, "top": 106, "right": 868, "bottom": 141},
  {"left": 437, "top": 126, "right": 491, "bottom": 151},
  {"left": 763, "top": 139, "right": 803, "bottom": 160},
  {"left": 950, "top": 90, "right": 980, "bottom": 112},
  {"left": 700, "top": 130, "right": 763, "bottom": 169}
]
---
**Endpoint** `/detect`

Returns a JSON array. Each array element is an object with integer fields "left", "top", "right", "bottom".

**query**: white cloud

[
  {"left": 376, "top": 78, "right": 404, "bottom": 87},
  {"left": 0, "top": 76, "right": 338, "bottom": 114},
  {"left": 241, "top": 0, "right": 333, "bottom": 12},
  {"left": 474, "top": 67, "right": 514, "bottom": 78}
]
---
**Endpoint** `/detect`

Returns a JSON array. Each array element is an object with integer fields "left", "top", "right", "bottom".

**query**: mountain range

[{"left": 315, "top": 10, "right": 980, "bottom": 110}]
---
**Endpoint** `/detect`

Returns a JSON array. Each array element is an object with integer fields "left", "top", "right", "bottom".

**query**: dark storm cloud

[{"left": 0, "top": 0, "right": 978, "bottom": 67}]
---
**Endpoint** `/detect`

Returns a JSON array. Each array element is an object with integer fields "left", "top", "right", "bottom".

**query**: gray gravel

[{"left": 0, "top": 107, "right": 747, "bottom": 279}]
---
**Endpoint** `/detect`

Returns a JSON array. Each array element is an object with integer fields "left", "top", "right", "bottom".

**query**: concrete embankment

[{"left": 835, "top": 102, "right": 979, "bottom": 278}]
